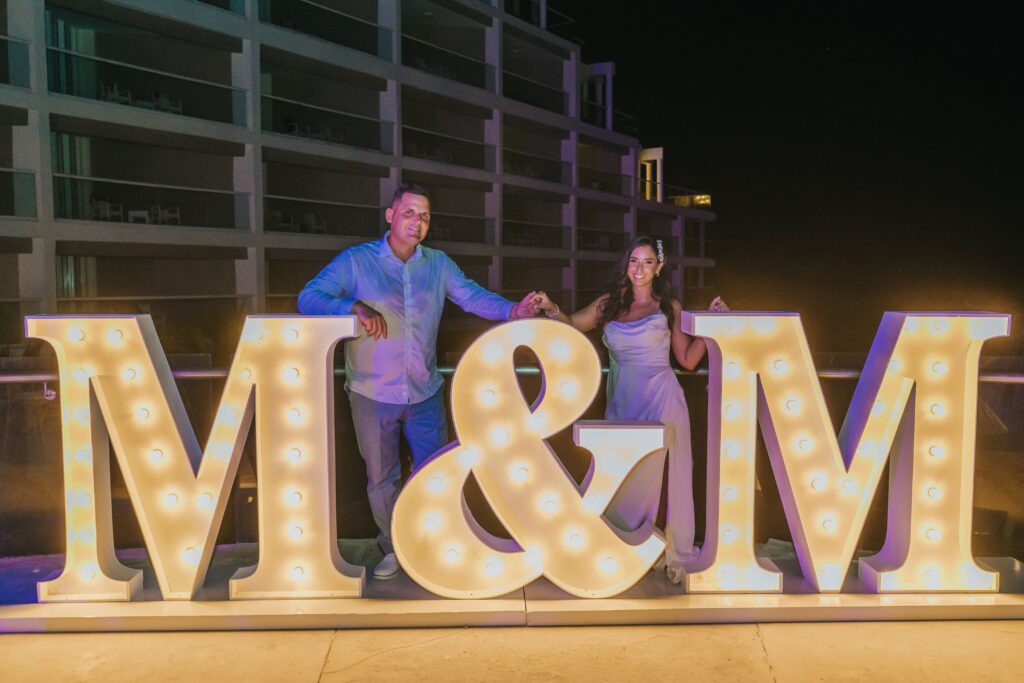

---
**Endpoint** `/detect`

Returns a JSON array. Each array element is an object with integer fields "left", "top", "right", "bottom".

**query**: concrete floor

[{"left": 1, "top": 621, "right": 1022, "bottom": 682}]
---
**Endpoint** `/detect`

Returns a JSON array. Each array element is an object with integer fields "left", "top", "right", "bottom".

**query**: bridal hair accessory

[{"left": 655, "top": 239, "right": 665, "bottom": 263}]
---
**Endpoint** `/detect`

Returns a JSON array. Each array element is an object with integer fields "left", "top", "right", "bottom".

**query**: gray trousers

[{"left": 348, "top": 388, "right": 448, "bottom": 554}]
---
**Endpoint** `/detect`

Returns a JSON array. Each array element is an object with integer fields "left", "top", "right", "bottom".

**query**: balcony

[
  {"left": 579, "top": 166, "right": 632, "bottom": 197},
  {"left": 403, "top": 127, "right": 494, "bottom": 170},
  {"left": 503, "top": 27, "right": 568, "bottom": 114},
  {"left": 259, "top": 0, "right": 392, "bottom": 60},
  {"left": 401, "top": 0, "right": 493, "bottom": 91},
  {"left": 503, "top": 257, "right": 568, "bottom": 311},
  {"left": 53, "top": 174, "right": 248, "bottom": 230},
  {"left": 263, "top": 195, "right": 379, "bottom": 237},
  {"left": 0, "top": 35, "right": 30, "bottom": 88},
  {"left": 503, "top": 71, "right": 567, "bottom": 114},
  {"left": 0, "top": 169, "right": 36, "bottom": 218},
  {"left": 503, "top": 149, "right": 569, "bottom": 184},
  {"left": 195, "top": 0, "right": 246, "bottom": 12},
  {"left": 580, "top": 97, "right": 606, "bottom": 128},
  {"left": 261, "top": 96, "right": 392, "bottom": 153},
  {"left": 576, "top": 227, "right": 625, "bottom": 253},
  {"left": 403, "top": 35, "right": 495, "bottom": 90},
  {"left": 503, "top": 220, "right": 567, "bottom": 249},
  {"left": 428, "top": 213, "right": 492, "bottom": 244},
  {"left": 638, "top": 209, "right": 678, "bottom": 254}
]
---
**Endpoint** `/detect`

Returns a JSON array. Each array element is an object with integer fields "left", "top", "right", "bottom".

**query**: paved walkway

[{"left": 2, "top": 620, "right": 1022, "bottom": 682}]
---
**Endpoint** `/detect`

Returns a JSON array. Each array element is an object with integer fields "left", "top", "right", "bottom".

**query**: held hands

[
  {"left": 708, "top": 296, "right": 730, "bottom": 312},
  {"left": 510, "top": 291, "right": 541, "bottom": 320},
  {"left": 530, "top": 291, "right": 560, "bottom": 318},
  {"left": 353, "top": 300, "right": 388, "bottom": 340}
]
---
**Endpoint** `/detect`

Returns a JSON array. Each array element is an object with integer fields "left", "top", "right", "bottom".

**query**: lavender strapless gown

[{"left": 603, "top": 313, "right": 696, "bottom": 583}]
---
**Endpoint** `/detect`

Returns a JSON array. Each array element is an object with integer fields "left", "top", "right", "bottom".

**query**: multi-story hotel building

[{"left": 0, "top": 0, "right": 715, "bottom": 365}]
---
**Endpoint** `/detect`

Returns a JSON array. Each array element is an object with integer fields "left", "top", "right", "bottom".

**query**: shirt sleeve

[
  {"left": 297, "top": 250, "right": 359, "bottom": 315},
  {"left": 443, "top": 254, "right": 515, "bottom": 321}
]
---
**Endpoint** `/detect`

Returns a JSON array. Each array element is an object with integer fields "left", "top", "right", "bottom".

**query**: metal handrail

[
  {"left": 3, "top": 367, "right": 1024, "bottom": 385},
  {"left": 46, "top": 46, "right": 242, "bottom": 93},
  {"left": 52, "top": 172, "right": 244, "bottom": 197},
  {"left": 260, "top": 93, "right": 386, "bottom": 124}
]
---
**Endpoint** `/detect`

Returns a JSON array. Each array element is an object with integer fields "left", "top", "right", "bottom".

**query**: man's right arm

[{"left": 297, "top": 251, "right": 358, "bottom": 315}]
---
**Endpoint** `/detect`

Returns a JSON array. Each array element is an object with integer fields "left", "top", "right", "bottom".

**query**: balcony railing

[
  {"left": 46, "top": 48, "right": 246, "bottom": 126},
  {"left": 579, "top": 166, "right": 633, "bottom": 197},
  {"left": 261, "top": 95, "right": 393, "bottom": 153},
  {"left": 0, "top": 169, "right": 36, "bottom": 218},
  {"left": 259, "top": 0, "right": 392, "bottom": 60},
  {"left": 0, "top": 35, "right": 30, "bottom": 88},
  {"left": 580, "top": 97, "right": 607, "bottom": 128},
  {"left": 503, "top": 149, "right": 570, "bottom": 184},
  {"left": 194, "top": 0, "right": 245, "bottom": 13},
  {"left": 577, "top": 227, "right": 626, "bottom": 253},
  {"left": 403, "top": 127, "right": 495, "bottom": 171},
  {"left": 503, "top": 71, "right": 566, "bottom": 114},
  {"left": 402, "top": 35, "right": 494, "bottom": 91},
  {"left": 503, "top": 220, "right": 568, "bottom": 249},
  {"left": 669, "top": 190, "right": 713, "bottom": 209},
  {"left": 263, "top": 195, "right": 380, "bottom": 237},
  {"left": 53, "top": 174, "right": 248, "bottom": 230},
  {"left": 427, "top": 213, "right": 492, "bottom": 244}
]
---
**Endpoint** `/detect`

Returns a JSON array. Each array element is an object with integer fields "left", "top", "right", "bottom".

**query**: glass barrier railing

[
  {"left": 402, "top": 35, "right": 495, "bottom": 91},
  {"left": 46, "top": 48, "right": 246, "bottom": 126},
  {"left": 403, "top": 127, "right": 495, "bottom": 171},
  {"left": 502, "top": 149, "right": 570, "bottom": 184},
  {"left": 0, "top": 35, "right": 30, "bottom": 88},
  {"left": 576, "top": 227, "right": 626, "bottom": 253},
  {"left": 579, "top": 166, "right": 633, "bottom": 197},
  {"left": 503, "top": 71, "right": 566, "bottom": 114},
  {"left": 502, "top": 220, "right": 568, "bottom": 249},
  {"left": 259, "top": 0, "right": 392, "bottom": 60},
  {"left": 52, "top": 174, "right": 249, "bottom": 230},
  {"left": 426, "top": 213, "right": 493, "bottom": 244},
  {"left": 263, "top": 195, "right": 380, "bottom": 237},
  {"left": 261, "top": 95, "right": 393, "bottom": 153},
  {"left": 0, "top": 169, "right": 36, "bottom": 218}
]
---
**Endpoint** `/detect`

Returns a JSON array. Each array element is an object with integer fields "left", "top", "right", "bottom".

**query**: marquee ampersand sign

[{"left": 392, "top": 319, "right": 667, "bottom": 599}]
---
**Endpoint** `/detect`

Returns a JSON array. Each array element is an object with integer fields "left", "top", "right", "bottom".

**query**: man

[{"left": 297, "top": 182, "right": 538, "bottom": 580}]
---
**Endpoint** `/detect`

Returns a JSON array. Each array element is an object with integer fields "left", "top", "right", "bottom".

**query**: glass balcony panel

[
  {"left": 259, "top": 0, "right": 392, "bottom": 60},
  {"left": 580, "top": 98, "right": 607, "bottom": 128},
  {"left": 263, "top": 195, "right": 379, "bottom": 238},
  {"left": 261, "top": 95, "right": 392, "bottom": 153},
  {"left": 579, "top": 166, "right": 633, "bottom": 197},
  {"left": 427, "top": 214, "right": 491, "bottom": 244},
  {"left": 47, "top": 49, "right": 246, "bottom": 126},
  {"left": 503, "top": 71, "right": 566, "bottom": 114},
  {"left": 52, "top": 175, "right": 248, "bottom": 230},
  {"left": 402, "top": 36, "right": 494, "bottom": 91},
  {"left": 0, "top": 35, "right": 31, "bottom": 88},
  {"left": 196, "top": 0, "right": 246, "bottom": 12},
  {"left": 503, "top": 220, "right": 567, "bottom": 249},
  {"left": 504, "top": 0, "right": 542, "bottom": 25},
  {"left": 577, "top": 228, "right": 625, "bottom": 253},
  {"left": 0, "top": 170, "right": 37, "bottom": 218},
  {"left": 502, "top": 149, "right": 569, "bottom": 184},
  {"left": 403, "top": 127, "right": 494, "bottom": 171}
]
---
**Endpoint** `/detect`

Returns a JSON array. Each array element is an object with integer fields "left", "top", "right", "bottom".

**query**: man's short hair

[{"left": 391, "top": 182, "right": 430, "bottom": 206}]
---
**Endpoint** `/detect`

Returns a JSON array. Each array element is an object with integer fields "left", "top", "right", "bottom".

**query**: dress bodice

[{"left": 602, "top": 313, "right": 672, "bottom": 369}]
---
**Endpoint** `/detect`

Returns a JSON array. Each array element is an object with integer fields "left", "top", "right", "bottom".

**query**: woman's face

[{"left": 626, "top": 245, "right": 662, "bottom": 290}]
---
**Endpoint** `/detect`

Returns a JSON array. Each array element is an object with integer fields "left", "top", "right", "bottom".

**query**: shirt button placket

[{"left": 403, "top": 265, "right": 411, "bottom": 402}]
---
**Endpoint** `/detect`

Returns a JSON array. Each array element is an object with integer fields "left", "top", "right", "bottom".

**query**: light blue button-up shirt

[{"left": 297, "top": 233, "right": 515, "bottom": 404}]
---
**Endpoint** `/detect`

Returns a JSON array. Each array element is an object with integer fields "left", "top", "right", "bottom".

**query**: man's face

[{"left": 385, "top": 192, "right": 431, "bottom": 252}]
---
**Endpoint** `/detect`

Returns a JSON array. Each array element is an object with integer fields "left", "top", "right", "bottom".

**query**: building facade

[{"left": 0, "top": 0, "right": 716, "bottom": 364}]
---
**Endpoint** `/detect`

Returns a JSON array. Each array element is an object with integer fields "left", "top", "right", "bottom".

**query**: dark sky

[{"left": 549, "top": 1, "right": 1023, "bottom": 354}]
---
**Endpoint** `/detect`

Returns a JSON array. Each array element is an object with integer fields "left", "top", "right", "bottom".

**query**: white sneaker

[{"left": 373, "top": 552, "right": 400, "bottom": 580}]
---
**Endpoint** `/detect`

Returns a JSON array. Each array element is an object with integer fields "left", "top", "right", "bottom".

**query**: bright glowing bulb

[
  {"left": 724, "top": 402, "right": 741, "bottom": 421},
  {"left": 927, "top": 486, "right": 942, "bottom": 500},
  {"left": 525, "top": 547, "right": 542, "bottom": 567},
  {"left": 753, "top": 317, "right": 777, "bottom": 334},
  {"left": 796, "top": 436, "right": 813, "bottom": 453},
  {"left": 721, "top": 526, "right": 738, "bottom": 544},
  {"left": 841, "top": 478, "right": 858, "bottom": 494},
  {"left": 286, "top": 447, "right": 302, "bottom": 463},
  {"left": 558, "top": 380, "right": 579, "bottom": 399},
  {"left": 723, "top": 361, "right": 741, "bottom": 379},
  {"left": 73, "top": 407, "right": 89, "bottom": 423},
  {"left": 526, "top": 409, "right": 548, "bottom": 431},
  {"left": 483, "top": 558, "right": 503, "bottom": 576},
  {"left": 74, "top": 490, "right": 92, "bottom": 507},
  {"left": 482, "top": 342, "right": 503, "bottom": 364},
  {"left": 121, "top": 367, "right": 138, "bottom": 381},
  {"left": 219, "top": 406, "right": 241, "bottom": 425},
  {"left": 71, "top": 367, "right": 89, "bottom": 384},
  {"left": 77, "top": 528, "right": 95, "bottom": 543},
  {"left": 68, "top": 327, "right": 86, "bottom": 342},
  {"left": 858, "top": 440, "right": 879, "bottom": 458},
  {"left": 283, "top": 326, "right": 300, "bottom": 342},
  {"left": 444, "top": 544, "right": 462, "bottom": 563},
  {"left": 509, "top": 464, "right": 530, "bottom": 483},
  {"left": 600, "top": 556, "right": 619, "bottom": 574},
  {"left": 810, "top": 475, "right": 826, "bottom": 491},
  {"left": 79, "top": 564, "right": 98, "bottom": 581},
  {"left": 929, "top": 402, "right": 947, "bottom": 417},
  {"left": 211, "top": 443, "right": 231, "bottom": 461},
  {"left": 197, "top": 493, "right": 215, "bottom": 510},
  {"left": 887, "top": 358, "right": 903, "bottom": 374},
  {"left": 289, "top": 525, "right": 303, "bottom": 539},
  {"left": 291, "top": 566, "right": 305, "bottom": 580},
  {"left": 244, "top": 324, "right": 265, "bottom": 343},
  {"left": 931, "top": 361, "right": 949, "bottom": 375},
  {"left": 871, "top": 401, "right": 887, "bottom": 417},
  {"left": 74, "top": 448, "right": 91, "bottom": 463},
  {"left": 566, "top": 531, "right": 584, "bottom": 549},
  {"left": 548, "top": 341, "right": 570, "bottom": 361},
  {"left": 239, "top": 368, "right": 252, "bottom": 380},
  {"left": 540, "top": 494, "right": 559, "bottom": 514},
  {"left": 458, "top": 447, "right": 480, "bottom": 468},
  {"left": 164, "top": 493, "right": 179, "bottom": 507},
  {"left": 771, "top": 358, "right": 789, "bottom": 375},
  {"left": 426, "top": 474, "right": 447, "bottom": 494},
  {"left": 283, "top": 367, "right": 300, "bottom": 383},
  {"left": 928, "top": 444, "right": 945, "bottom": 458},
  {"left": 182, "top": 547, "right": 199, "bottom": 566},
  {"left": 721, "top": 485, "right": 738, "bottom": 502},
  {"left": 422, "top": 513, "right": 442, "bottom": 532},
  {"left": 929, "top": 319, "right": 950, "bottom": 335},
  {"left": 489, "top": 426, "right": 510, "bottom": 446},
  {"left": 149, "top": 448, "right": 164, "bottom": 464},
  {"left": 479, "top": 388, "right": 498, "bottom": 406},
  {"left": 821, "top": 516, "right": 836, "bottom": 532},
  {"left": 925, "top": 528, "right": 940, "bottom": 541},
  {"left": 722, "top": 440, "right": 740, "bottom": 459},
  {"left": 287, "top": 407, "right": 304, "bottom": 424},
  {"left": 784, "top": 397, "right": 801, "bottom": 414},
  {"left": 106, "top": 329, "right": 124, "bottom": 344},
  {"left": 135, "top": 407, "right": 151, "bottom": 421},
  {"left": 285, "top": 490, "right": 303, "bottom": 506}
]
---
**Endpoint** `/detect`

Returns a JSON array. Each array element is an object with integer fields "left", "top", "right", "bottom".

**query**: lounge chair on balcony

[
  {"left": 268, "top": 209, "right": 298, "bottom": 232},
  {"left": 149, "top": 205, "right": 182, "bottom": 225},
  {"left": 99, "top": 82, "right": 132, "bottom": 105},
  {"left": 300, "top": 212, "right": 327, "bottom": 234},
  {"left": 153, "top": 92, "right": 183, "bottom": 114},
  {"left": 90, "top": 197, "right": 124, "bottom": 222}
]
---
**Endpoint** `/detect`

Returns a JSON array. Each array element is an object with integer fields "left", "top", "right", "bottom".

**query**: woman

[{"left": 532, "top": 236, "right": 727, "bottom": 583}]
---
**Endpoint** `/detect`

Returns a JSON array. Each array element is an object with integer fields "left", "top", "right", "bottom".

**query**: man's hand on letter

[{"left": 353, "top": 300, "right": 388, "bottom": 340}]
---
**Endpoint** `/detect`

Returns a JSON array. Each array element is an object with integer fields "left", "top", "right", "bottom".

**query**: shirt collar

[{"left": 379, "top": 231, "right": 423, "bottom": 263}]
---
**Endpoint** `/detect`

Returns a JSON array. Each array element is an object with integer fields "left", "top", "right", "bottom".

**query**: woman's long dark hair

[{"left": 597, "top": 236, "right": 677, "bottom": 328}]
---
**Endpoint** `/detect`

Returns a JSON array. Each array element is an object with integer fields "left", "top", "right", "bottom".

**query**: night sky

[{"left": 549, "top": 1, "right": 1023, "bottom": 355}]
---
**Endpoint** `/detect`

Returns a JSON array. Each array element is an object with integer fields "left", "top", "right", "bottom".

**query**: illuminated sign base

[{"left": 3, "top": 554, "right": 1024, "bottom": 632}]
